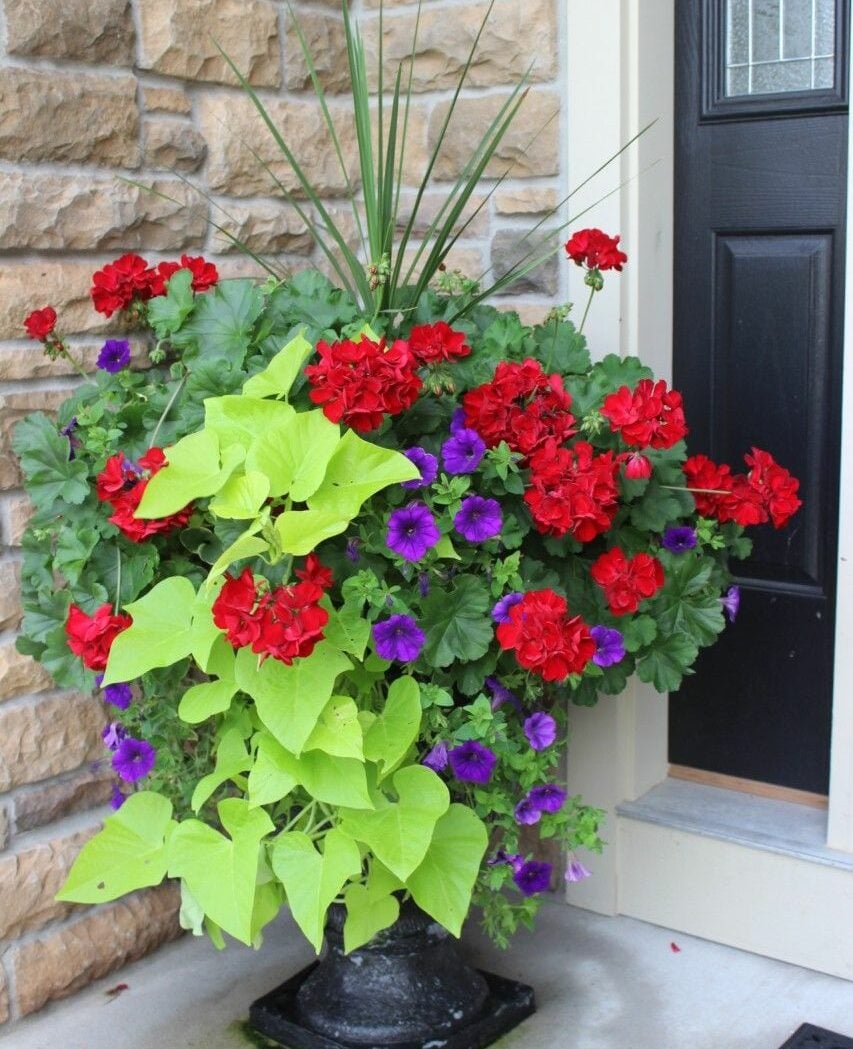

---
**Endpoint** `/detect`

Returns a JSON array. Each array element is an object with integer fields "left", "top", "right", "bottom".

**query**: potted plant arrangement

[{"left": 13, "top": 4, "right": 801, "bottom": 1047}]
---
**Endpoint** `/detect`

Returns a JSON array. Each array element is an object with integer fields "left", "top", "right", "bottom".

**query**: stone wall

[{"left": 0, "top": 0, "right": 566, "bottom": 1025}]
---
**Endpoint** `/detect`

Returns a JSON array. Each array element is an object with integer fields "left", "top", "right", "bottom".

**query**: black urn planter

[{"left": 249, "top": 902, "right": 535, "bottom": 1049}]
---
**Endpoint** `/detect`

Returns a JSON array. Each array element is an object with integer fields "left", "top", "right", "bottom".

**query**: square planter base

[
  {"left": 248, "top": 962, "right": 536, "bottom": 1049},
  {"left": 778, "top": 1025, "right": 853, "bottom": 1049}
]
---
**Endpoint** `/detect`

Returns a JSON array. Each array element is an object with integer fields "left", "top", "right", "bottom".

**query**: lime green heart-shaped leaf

[
  {"left": 363, "top": 676, "right": 421, "bottom": 779},
  {"left": 275, "top": 509, "right": 352, "bottom": 556},
  {"left": 304, "top": 695, "right": 364, "bottom": 760},
  {"left": 343, "top": 882, "right": 400, "bottom": 954},
  {"left": 208, "top": 471, "right": 270, "bottom": 520},
  {"left": 307, "top": 430, "right": 419, "bottom": 518},
  {"left": 242, "top": 332, "right": 314, "bottom": 399},
  {"left": 246, "top": 411, "right": 340, "bottom": 501},
  {"left": 204, "top": 396, "right": 294, "bottom": 451},
  {"left": 137, "top": 430, "right": 243, "bottom": 518}
]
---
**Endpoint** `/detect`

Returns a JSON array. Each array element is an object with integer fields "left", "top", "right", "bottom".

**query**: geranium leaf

[
  {"left": 12, "top": 413, "right": 89, "bottom": 518},
  {"left": 147, "top": 269, "right": 194, "bottom": 337},
  {"left": 242, "top": 331, "right": 314, "bottom": 399},
  {"left": 172, "top": 279, "right": 264, "bottom": 365},
  {"left": 420, "top": 576, "right": 492, "bottom": 668},
  {"left": 307, "top": 430, "right": 419, "bottom": 517},
  {"left": 636, "top": 634, "right": 699, "bottom": 693},
  {"left": 363, "top": 676, "right": 421, "bottom": 779}
]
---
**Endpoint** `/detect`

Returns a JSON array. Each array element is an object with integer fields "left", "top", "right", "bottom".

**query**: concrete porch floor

[{"left": 3, "top": 902, "right": 852, "bottom": 1049}]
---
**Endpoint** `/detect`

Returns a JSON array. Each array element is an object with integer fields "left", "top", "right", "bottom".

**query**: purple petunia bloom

[
  {"left": 662, "top": 525, "right": 698, "bottom": 554},
  {"left": 487, "top": 849, "right": 524, "bottom": 873},
  {"left": 101, "top": 721, "right": 127, "bottom": 751},
  {"left": 373, "top": 614, "right": 426, "bottom": 662},
  {"left": 514, "top": 797, "right": 542, "bottom": 825},
  {"left": 528, "top": 783, "right": 567, "bottom": 814},
  {"left": 448, "top": 740, "right": 498, "bottom": 785},
  {"left": 345, "top": 537, "right": 361, "bottom": 563},
  {"left": 492, "top": 592, "right": 524, "bottom": 624},
  {"left": 402, "top": 447, "right": 439, "bottom": 490},
  {"left": 513, "top": 860, "right": 552, "bottom": 897},
  {"left": 96, "top": 338, "right": 131, "bottom": 374},
  {"left": 112, "top": 737, "right": 156, "bottom": 783},
  {"left": 450, "top": 408, "right": 467, "bottom": 434},
  {"left": 423, "top": 741, "right": 449, "bottom": 773},
  {"left": 721, "top": 585, "right": 740, "bottom": 623},
  {"left": 103, "top": 682, "right": 133, "bottom": 711},
  {"left": 386, "top": 502, "right": 441, "bottom": 562},
  {"left": 418, "top": 572, "right": 430, "bottom": 598},
  {"left": 442, "top": 428, "right": 486, "bottom": 474},
  {"left": 590, "top": 625, "right": 626, "bottom": 668},
  {"left": 524, "top": 712, "right": 557, "bottom": 751},
  {"left": 485, "top": 676, "right": 523, "bottom": 713},
  {"left": 565, "top": 858, "right": 592, "bottom": 883},
  {"left": 110, "top": 784, "right": 127, "bottom": 811},
  {"left": 454, "top": 496, "right": 502, "bottom": 543}
]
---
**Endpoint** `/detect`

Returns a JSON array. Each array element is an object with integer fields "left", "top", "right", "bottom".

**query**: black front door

[{"left": 669, "top": 0, "right": 848, "bottom": 794}]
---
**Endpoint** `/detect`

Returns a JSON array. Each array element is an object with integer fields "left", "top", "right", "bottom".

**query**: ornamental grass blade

[{"left": 342, "top": 6, "right": 379, "bottom": 265}]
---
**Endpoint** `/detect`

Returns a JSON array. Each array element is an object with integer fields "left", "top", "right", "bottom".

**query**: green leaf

[
  {"left": 204, "top": 396, "right": 294, "bottom": 452},
  {"left": 179, "top": 677, "right": 238, "bottom": 724},
  {"left": 407, "top": 804, "right": 488, "bottom": 937},
  {"left": 307, "top": 430, "right": 419, "bottom": 517},
  {"left": 190, "top": 728, "right": 252, "bottom": 812},
  {"left": 343, "top": 880, "right": 400, "bottom": 954},
  {"left": 621, "top": 614, "right": 658, "bottom": 653},
  {"left": 13, "top": 413, "right": 89, "bottom": 516},
  {"left": 191, "top": 596, "right": 227, "bottom": 671},
  {"left": 242, "top": 332, "right": 314, "bottom": 399},
  {"left": 290, "top": 750, "right": 373, "bottom": 809},
  {"left": 275, "top": 509, "right": 352, "bottom": 556},
  {"left": 304, "top": 695, "right": 364, "bottom": 760},
  {"left": 172, "top": 279, "right": 264, "bottom": 365},
  {"left": 271, "top": 829, "right": 362, "bottom": 952},
  {"left": 321, "top": 599, "right": 371, "bottom": 661},
  {"left": 88, "top": 542, "right": 158, "bottom": 607},
  {"left": 629, "top": 481, "right": 686, "bottom": 533},
  {"left": 636, "top": 633, "right": 699, "bottom": 693},
  {"left": 340, "top": 765, "right": 449, "bottom": 880},
  {"left": 167, "top": 799, "right": 274, "bottom": 946},
  {"left": 246, "top": 410, "right": 340, "bottom": 501},
  {"left": 420, "top": 576, "right": 492, "bottom": 668},
  {"left": 57, "top": 792, "right": 172, "bottom": 903},
  {"left": 54, "top": 527, "right": 99, "bottom": 587},
  {"left": 207, "top": 523, "right": 268, "bottom": 582},
  {"left": 138, "top": 430, "right": 243, "bottom": 517},
  {"left": 363, "top": 676, "right": 421, "bottom": 779},
  {"left": 234, "top": 641, "right": 352, "bottom": 755},
  {"left": 102, "top": 577, "right": 197, "bottom": 685},
  {"left": 147, "top": 269, "right": 194, "bottom": 337},
  {"left": 247, "top": 733, "right": 299, "bottom": 808},
  {"left": 208, "top": 471, "right": 270, "bottom": 520}
]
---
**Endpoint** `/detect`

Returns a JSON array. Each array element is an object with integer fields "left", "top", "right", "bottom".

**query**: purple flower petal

[
  {"left": 101, "top": 721, "right": 127, "bottom": 751},
  {"left": 662, "top": 525, "right": 697, "bottom": 554},
  {"left": 454, "top": 496, "right": 502, "bottom": 543},
  {"left": 112, "top": 737, "right": 156, "bottom": 783},
  {"left": 442, "top": 429, "right": 486, "bottom": 474},
  {"left": 103, "top": 682, "right": 133, "bottom": 710},
  {"left": 423, "top": 741, "right": 449, "bottom": 772},
  {"left": 513, "top": 860, "right": 552, "bottom": 897},
  {"left": 110, "top": 784, "right": 128, "bottom": 811},
  {"left": 448, "top": 740, "right": 497, "bottom": 785},
  {"left": 528, "top": 783, "right": 567, "bottom": 814},
  {"left": 402, "top": 447, "right": 439, "bottom": 490},
  {"left": 485, "top": 676, "right": 523, "bottom": 713},
  {"left": 523, "top": 712, "right": 557, "bottom": 750},
  {"left": 514, "top": 797, "right": 542, "bottom": 825},
  {"left": 590, "top": 625, "right": 626, "bottom": 668},
  {"left": 491, "top": 592, "right": 524, "bottom": 624},
  {"left": 345, "top": 537, "right": 361, "bottom": 563},
  {"left": 386, "top": 502, "right": 441, "bottom": 562},
  {"left": 450, "top": 408, "right": 467, "bottom": 434},
  {"left": 721, "top": 585, "right": 740, "bottom": 623},
  {"left": 373, "top": 614, "right": 426, "bottom": 662},
  {"left": 96, "top": 338, "right": 131, "bottom": 374}
]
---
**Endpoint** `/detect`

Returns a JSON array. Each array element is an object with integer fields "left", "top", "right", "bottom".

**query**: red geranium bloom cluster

[
  {"left": 96, "top": 448, "right": 193, "bottom": 542},
  {"left": 305, "top": 336, "right": 423, "bottom": 433},
  {"left": 407, "top": 322, "right": 471, "bottom": 366},
  {"left": 524, "top": 440, "right": 620, "bottom": 542},
  {"left": 683, "top": 448, "right": 801, "bottom": 529},
  {"left": 565, "top": 228, "right": 628, "bottom": 272},
  {"left": 65, "top": 603, "right": 132, "bottom": 671},
  {"left": 496, "top": 589, "right": 595, "bottom": 682},
  {"left": 23, "top": 307, "right": 57, "bottom": 340},
  {"left": 212, "top": 557, "right": 331, "bottom": 665},
  {"left": 591, "top": 548, "right": 665, "bottom": 616},
  {"left": 91, "top": 253, "right": 219, "bottom": 316},
  {"left": 462, "top": 359, "right": 575, "bottom": 458},
  {"left": 601, "top": 379, "right": 688, "bottom": 449}
]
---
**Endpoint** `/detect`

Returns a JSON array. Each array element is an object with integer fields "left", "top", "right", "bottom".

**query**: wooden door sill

[{"left": 668, "top": 764, "right": 828, "bottom": 810}]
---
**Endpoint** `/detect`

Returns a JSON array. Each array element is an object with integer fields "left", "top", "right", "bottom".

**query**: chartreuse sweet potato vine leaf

[
  {"left": 190, "top": 729, "right": 252, "bottom": 812},
  {"left": 208, "top": 471, "right": 270, "bottom": 520},
  {"left": 167, "top": 799, "right": 274, "bottom": 947},
  {"left": 274, "top": 509, "right": 353, "bottom": 557},
  {"left": 203, "top": 395, "right": 294, "bottom": 452},
  {"left": 304, "top": 695, "right": 364, "bottom": 760},
  {"left": 307, "top": 430, "right": 420, "bottom": 517},
  {"left": 57, "top": 792, "right": 173, "bottom": 904},
  {"left": 138, "top": 429, "right": 243, "bottom": 518},
  {"left": 247, "top": 729, "right": 372, "bottom": 810},
  {"left": 363, "top": 676, "right": 421, "bottom": 780},
  {"left": 248, "top": 733, "right": 299, "bottom": 809},
  {"left": 271, "top": 829, "right": 362, "bottom": 953},
  {"left": 245, "top": 410, "right": 340, "bottom": 501},
  {"left": 343, "top": 861, "right": 403, "bottom": 954},
  {"left": 242, "top": 332, "right": 314, "bottom": 399}
]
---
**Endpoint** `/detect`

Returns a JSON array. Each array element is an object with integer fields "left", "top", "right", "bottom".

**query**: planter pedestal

[{"left": 248, "top": 904, "right": 535, "bottom": 1049}]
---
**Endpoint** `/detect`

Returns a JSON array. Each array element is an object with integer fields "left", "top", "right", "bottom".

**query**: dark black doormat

[
  {"left": 778, "top": 1024, "right": 853, "bottom": 1049},
  {"left": 249, "top": 961, "right": 535, "bottom": 1049}
]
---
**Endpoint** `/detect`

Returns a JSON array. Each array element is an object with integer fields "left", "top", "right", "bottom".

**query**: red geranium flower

[
  {"left": 90, "top": 254, "right": 155, "bottom": 317},
  {"left": 621, "top": 451, "right": 653, "bottom": 480},
  {"left": 565, "top": 228, "right": 628, "bottom": 272},
  {"left": 591, "top": 548, "right": 665, "bottom": 616},
  {"left": 496, "top": 589, "right": 595, "bottom": 682},
  {"left": 601, "top": 378, "right": 688, "bottom": 449},
  {"left": 148, "top": 255, "right": 220, "bottom": 297},
  {"left": 462, "top": 359, "right": 575, "bottom": 458},
  {"left": 96, "top": 448, "right": 192, "bottom": 542},
  {"left": 305, "top": 336, "right": 423, "bottom": 433},
  {"left": 96, "top": 452, "right": 142, "bottom": 503},
  {"left": 524, "top": 440, "right": 620, "bottom": 542},
  {"left": 212, "top": 568, "right": 268, "bottom": 649},
  {"left": 23, "top": 307, "right": 57, "bottom": 340},
  {"left": 295, "top": 553, "right": 334, "bottom": 590},
  {"left": 65, "top": 603, "right": 132, "bottom": 671},
  {"left": 682, "top": 455, "right": 733, "bottom": 516},
  {"left": 408, "top": 322, "right": 471, "bottom": 366},
  {"left": 744, "top": 447, "right": 802, "bottom": 529},
  {"left": 683, "top": 449, "right": 801, "bottom": 530},
  {"left": 253, "top": 581, "right": 329, "bottom": 665}
]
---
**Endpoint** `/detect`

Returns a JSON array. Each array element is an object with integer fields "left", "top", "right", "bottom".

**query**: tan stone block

[
  {"left": 210, "top": 257, "right": 270, "bottom": 280},
  {"left": 495, "top": 187, "right": 559, "bottom": 216},
  {"left": 212, "top": 200, "right": 313, "bottom": 255},
  {"left": 371, "top": 101, "right": 430, "bottom": 188},
  {"left": 199, "top": 94, "right": 359, "bottom": 198},
  {"left": 0, "top": 562, "right": 22, "bottom": 631},
  {"left": 0, "top": 639, "right": 54, "bottom": 702},
  {"left": 362, "top": 0, "right": 435, "bottom": 7},
  {"left": 143, "top": 85, "right": 192, "bottom": 115},
  {"left": 364, "top": 0, "right": 556, "bottom": 92},
  {"left": 0, "top": 174, "right": 208, "bottom": 252},
  {"left": 0, "top": 825, "right": 98, "bottom": 939},
  {"left": 5, "top": 0, "right": 135, "bottom": 65},
  {"left": 0, "top": 69, "right": 140, "bottom": 168},
  {"left": 513, "top": 301, "right": 557, "bottom": 326},
  {"left": 143, "top": 118, "right": 207, "bottom": 173},
  {"left": 398, "top": 245, "right": 484, "bottom": 286},
  {"left": 6, "top": 492, "right": 33, "bottom": 546},
  {"left": 0, "top": 387, "right": 79, "bottom": 490},
  {"left": 0, "top": 340, "right": 153, "bottom": 382},
  {"left": 429, "top": 90, "right": 560, "bottom": 181},
  {"left": 284, "top": 11, "right": 350, "bottom": 93},
  {"left": 491, "top": 228, "right": 559, "bottom": 296},
  {"left": 395, "top": 191, "right": 490, "bottom": 238},
  {"left": 139, "top": 0, "right": 281, "bottom": 87},
  {"left": 0, "top": 693, "right": 105, "bottom": 790},
  {"left": 14, "top": 767, "right": 114, "bottom": 834},
  {"left": 13, "top": 883, "right": 182, "bottom": 1016}
]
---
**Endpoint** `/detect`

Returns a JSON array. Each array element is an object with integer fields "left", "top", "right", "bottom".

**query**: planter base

[{"left": 248, "top": 962, "right": 536, "bottom": 1049}]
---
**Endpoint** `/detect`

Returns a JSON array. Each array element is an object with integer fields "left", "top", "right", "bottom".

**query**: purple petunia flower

[
  {"left": 487, "top": 849, "right": 524, "bottom": 873},
  {"left": 448, "top": 740, "right": 497, "bottom": 785},
  {"left": 565, "top": 858, "right": 592, "bottom": 883},
  {"left": 514, "top": 797, "right": 542, "bottom": 825},
  {"left": 485, "top": 676, "right": 523, "bottom": 713},
  {"left": 513, "top": 860, "right": 552, "bottom": 897},
  {"left": 492, "top": 592, "right": 524, "bottom": 624},
  {"left": 524, "top": 712, "right": 557, "bottom": 751},
  {"left": 103, "top": 682, "right": 133, "bottom": 711},
  {"left": 450, "top": 408, "right": 467, "bottom": 434},
  {"left": 721, "top": 585, "right": 740, "bottom": 623},
  {"left": 528, "top": 783, "right": 567, "bottom": 814},
  {"left": 110, "top": 784, "right": 127, "bottom": 811},
  {"left": 373, "top": 614, "right": 426, "bottom": 662},
  {"left": 442, "top": 429, "right": 486, "bottom": 474},
  {"left": 402, "top": 447, "right": 439, "bottom": 490},
  {"left": 101, "top": 721, "right": 127, "bottom": 751},
  {"left": 60, "top": 416, "right": 81, "bottom": 460},
  {"left": 454, "top": 496, "right": 502, "bottom": 543},
  {"left": 662, "top": 525, "right": 697, "bottom": 554},
  {"left": 96, "top": 338, "right": 131, "bottom": 374},
  {"left": 418, "top": 572, "right": 430, "bottom": 598},
  {"left": 590, "top": 625, "right": 626, "bottom": 668},
  {"left": 112, "top": 737, "right": 156, "bottom": 783},
  {"left": 423, "top": 741, "right": 449, "bottom": 773},
  {"left": 386, "top": 502, "right": 441, "bottom": 562},
  {"left": 345, "top": 537, "right": 361, "bottom": 563}
]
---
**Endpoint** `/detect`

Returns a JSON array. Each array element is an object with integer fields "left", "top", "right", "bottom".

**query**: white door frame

[{"left": 563, "top": 0, "right": 853, "bottom": 977}]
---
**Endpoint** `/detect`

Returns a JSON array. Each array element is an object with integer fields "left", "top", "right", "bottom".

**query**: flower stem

[
  {"left": 660, "top": 484, "right": 731, "bottom": 496},
  {"left": 578, "top": 286, "right": 596, "bottom": 335},
  {"left": 60, "top": 346, "right": 98, "bottom": 387},
  {"left": 114, "top": 547, "right": 122, "bottom": 614},
  {"left": 148, "top": 372, "right": 188, "bottom": 449}
]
